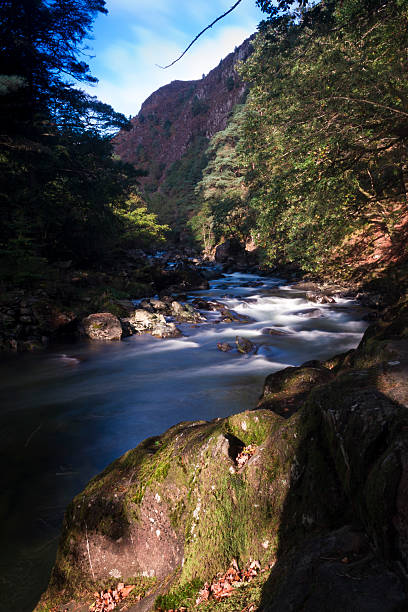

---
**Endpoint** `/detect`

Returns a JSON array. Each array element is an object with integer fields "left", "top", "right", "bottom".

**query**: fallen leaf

[{"left": 120, "top": 584, "right": 135, "bottom": 598}]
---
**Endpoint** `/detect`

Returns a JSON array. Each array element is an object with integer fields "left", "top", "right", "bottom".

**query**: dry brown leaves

[
  {"left": 89, "top": 583, "right": 137, "bottom": 611},
  {"left": 236, "top": 445, "right": 257, "bottom": 469},
  {"left": 195, "top": 558, "right": 261, "bottom": 606}
]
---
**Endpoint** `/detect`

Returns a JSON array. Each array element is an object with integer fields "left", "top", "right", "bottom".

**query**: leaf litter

[
  {"left": 89, "top": 582, "right": 137, "bottom": 611},
  {"left": 236, "top": 445, "right": 257, "bottom": 469},
  {"left": 195, "top": 558, "right": 261, "bottom": 606}
]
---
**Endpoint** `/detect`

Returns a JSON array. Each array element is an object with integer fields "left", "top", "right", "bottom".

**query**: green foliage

[
  {"left": 239, "top": 0, "right": 408, "bottom": 273},
  {"left": 0, "top": 1, "right": 137, "bottom": 282},
  {"left": 190, "top": 105, "right": 253, "bottom": 252},
  {"left": 146, "top": 136, "right": 209, "bottom": 239},
  {"left": 114, "top": 193, "right": 169, "bottom": 249}
]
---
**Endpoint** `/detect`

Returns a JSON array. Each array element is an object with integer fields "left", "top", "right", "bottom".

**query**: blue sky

[{"left": 83, "top": 0, "right": 265, "bottom": 117}]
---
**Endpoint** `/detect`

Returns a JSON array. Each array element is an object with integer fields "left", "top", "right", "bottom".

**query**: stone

[
  {"left": 151, "top": 322, "right": 181, "bottom": 338},
  {"left": 124, "top": 309, "right": 181, "bottom": 338},
  {"left": 171, "top": 301, "right": 203, "bottom": 323},
  {"left": 214, "top": 238, "right": 258, "bottom": 267},
  {"left": 236, "top": 336, "right": 256, "bottom": 354},
  {"left": 261, "top": 327, "right": 291, "bottom": 336},
  {"left": 217, "top": 342, "right": 233, "bottom": 352},
  {"left": 130, "top": 309, "right": 164, "bottom": 330},
  {"left": 295, "top": 308, "right": 324, "bottom": 318},
  {"left": 80, "top": 313, "right": 122, "bottom": 341},
  {"left": 150, "top": 298, "right": 167, "bottom": 311},
  {"left": 306, "top": 291, "right": 336, "bottom": 304}
]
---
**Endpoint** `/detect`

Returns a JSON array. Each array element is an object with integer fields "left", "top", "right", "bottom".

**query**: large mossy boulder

[
  {"left": 38, "top": 308, "right": 408, "bottom": 611},
  {"left": 37, "top": 409, "right": 297, "bottom": 610}
]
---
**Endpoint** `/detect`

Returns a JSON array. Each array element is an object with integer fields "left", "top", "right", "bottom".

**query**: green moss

[
  {"left": 170, "top": 499, "right": 186, "bottom": 529},
  {"left": 226, "top": 410, "right": 278, "bottom": 446},
  {"left": 131, "top": 485, "right": 146, "bottom": 505},
  {"left": 153, "top": 461, "right": 170, "bottom": 482},
  {"left": 155, "top": 578, "right": 203, "bottom": 610},
  {"left": 42, "top": 411, "right": 296, "bottom": 606}
]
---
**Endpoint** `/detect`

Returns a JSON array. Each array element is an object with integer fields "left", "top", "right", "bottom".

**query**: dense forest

[
  {"left": 188, "top": 0, "right": 408, "bottom": 278},
  {"left": 1, "top": 0, "right": 407, "bottom": 282},
  {"left": 0, "top": 0, "right": 168, "bottom": 285}
]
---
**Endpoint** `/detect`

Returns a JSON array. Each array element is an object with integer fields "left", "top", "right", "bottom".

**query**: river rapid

[{"left": 0, "top": 271, "right": 368, "bottom": 611}]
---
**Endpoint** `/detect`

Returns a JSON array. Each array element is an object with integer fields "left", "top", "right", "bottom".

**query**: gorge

[{"left": 1, "top": 0, "right": 408, "bottom": 610}]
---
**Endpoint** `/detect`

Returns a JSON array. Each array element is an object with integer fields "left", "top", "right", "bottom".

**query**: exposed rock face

[
  {"left": 214, "top": 238, "right": 259, "bottom": 269},
  {"left": 38, "top": 300, "right": 408, "bottom": 611},
  {"left": 0, "top": 292, "right": 78, "bottom": 352},
  {"left": 42, "top": 409, "right": 285, "bottom": 608},
  {"left": 113, "top": 39, "right": 253, "bottom": 191},
  {"left": 80, "top": 313, "right": 122, "bottom": 341},
  {"left": 257, "top": 363, "right": 334, "bottom": 417}
]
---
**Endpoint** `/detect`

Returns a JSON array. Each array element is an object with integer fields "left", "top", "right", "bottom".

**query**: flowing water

[{"left": 0, "top": 272, "right": 368, "bottom": 611}]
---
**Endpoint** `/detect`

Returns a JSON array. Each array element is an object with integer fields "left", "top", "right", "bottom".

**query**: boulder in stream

[
  {"left": 262, "top": 327, "right": 291, "bottom": 336},
  {"left": 171, "top": 301, "right": 204, "bottom": 323},
  {"left": 217, "top": 342, "right": 233, "bottom": 352},
  {"left": 123, "top": 309, "right": 181, "bottom": 338},
  {"left": 294, "top": 307, "right": 324, "bottom": 318},
  {"left": 236, "top": 336, "right": 257, "bottom": 354},
  {"left": 80, "top": 312, "right": 122, "bottom": 341},
  {"left": 306, "top": 291, "right": 336, "bottom": 304}
]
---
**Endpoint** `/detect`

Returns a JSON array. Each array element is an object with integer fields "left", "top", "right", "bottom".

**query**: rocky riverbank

[
  {"left": 35, "top": 290, "right": 408, "bottom": 611},
  {"left": 0, "top": 251, "right": 214, "bottom": 353}
]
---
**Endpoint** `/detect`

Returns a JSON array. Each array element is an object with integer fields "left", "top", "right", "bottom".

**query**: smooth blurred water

[{"left": 0, "top": 272, "right": 368, "bottom": 611}]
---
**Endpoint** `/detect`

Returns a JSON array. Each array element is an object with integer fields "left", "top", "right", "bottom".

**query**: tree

[
  {"left": 0, "top": 1, "right": 137, "bottom": 279},
  {"left": 0, "top": 0, "right": 128, "bottom": 135},
  {"left": 192, "top": 104, "right": 253, "bottom": 250},
  {"left": 239, "top": 0, "right": 408, "bottom": 272}
]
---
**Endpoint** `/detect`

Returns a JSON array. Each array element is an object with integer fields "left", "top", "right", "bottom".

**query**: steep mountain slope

[{"left": 113, "top": 38, "right": 253, "bottom": 234}]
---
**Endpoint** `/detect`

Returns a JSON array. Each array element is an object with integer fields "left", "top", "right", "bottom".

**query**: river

[{"left": 0, "top": 271, "right": 368, "bottom": 611}]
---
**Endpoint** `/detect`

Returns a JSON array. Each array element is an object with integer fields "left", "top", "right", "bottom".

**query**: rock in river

[
  {"left": 123, "top": 309, "right": 182, "bottom": 338},
  {"left": 80, "top": 313, "right": 122, "bottom": 341},
  {"left": 236, "top": 336, "right": 257, "bottom": 354}
]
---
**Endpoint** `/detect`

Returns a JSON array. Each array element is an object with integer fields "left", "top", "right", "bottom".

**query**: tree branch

[
  {"left": 331, "top": 96, "right": 408, "bottom": 117},
  {"left": 156, "top": 0, "right": 244, "bottom": 69}
]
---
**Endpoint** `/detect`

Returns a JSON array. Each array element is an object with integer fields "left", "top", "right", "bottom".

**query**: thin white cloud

[
  {"left": 85, "top": 0, "right": 262, "bottom": 116},
  {"left": 86, "top": 25, "right": 254, "bottom": 116}
]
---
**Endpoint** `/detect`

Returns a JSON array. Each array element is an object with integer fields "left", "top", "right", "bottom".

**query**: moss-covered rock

[
  {"left": 38, "top": 409, "right": 296, "bottom": 610},
  {"left": 37, "top": 302, "right": 408, "bottom": 611},
  {"left": 257, "top": 362, "right": 334, "bottom": 417}
]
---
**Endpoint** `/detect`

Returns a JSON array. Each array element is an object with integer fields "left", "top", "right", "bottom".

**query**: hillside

[{"left": 113, "top": 38, "right": 253, "bottom": 235}]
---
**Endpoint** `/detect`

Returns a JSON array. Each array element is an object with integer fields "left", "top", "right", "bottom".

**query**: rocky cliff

[
  {"left": 113, "top": 39, "right": 253, "bottom": 232},
  {"left": 114, "top": 38, "right": 251, "bottom": 186}
]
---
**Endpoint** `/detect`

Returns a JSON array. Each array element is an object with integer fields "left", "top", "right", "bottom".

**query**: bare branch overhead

[{"left": 156, "top": 0, "right": 244, "bottom": 69}]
